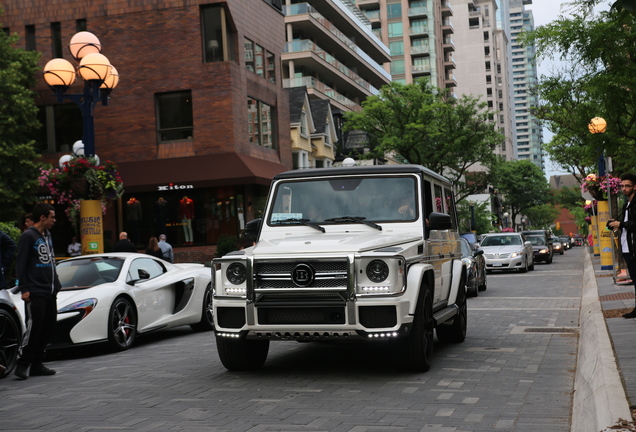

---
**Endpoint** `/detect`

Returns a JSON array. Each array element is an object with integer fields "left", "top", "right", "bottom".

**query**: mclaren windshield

[{"left": 268, "top": 176, "right": 418, "bottom": 226}]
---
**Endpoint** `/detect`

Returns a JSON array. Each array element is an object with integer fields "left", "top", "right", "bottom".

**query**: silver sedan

[{"left": 479, "top": 233, "right": 534, "bottom": 273}]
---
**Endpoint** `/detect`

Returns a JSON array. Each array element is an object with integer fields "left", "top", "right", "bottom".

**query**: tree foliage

[
  {"left": 455, "top": 201, "right": 494, "bottom": 235},
  {"left": 343, "top": 80, "right": 504, "bottom": 201},
  {"left": 522, "top": 0, "right": 636, "bottom": 177},
  {"left": 524, "top": 204, "right": 561, "bottom": 230},
  {"left": 491, "top": 160, "right": 551, "bottom": 224},
  {"left": 0, "top": 12, "right": 42, "bottom": 221}
]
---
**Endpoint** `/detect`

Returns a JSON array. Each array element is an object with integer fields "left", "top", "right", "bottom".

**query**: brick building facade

[{"left": 1, "top": 0, "right": 291, "bottom": 261}]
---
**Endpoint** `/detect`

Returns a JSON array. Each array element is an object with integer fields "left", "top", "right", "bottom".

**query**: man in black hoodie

[
  {"left": 609, "top": 173, "right": 636, "bottom": 318},
  {"left": 14, "top": 203, "right": 61, "bottom": 379}
]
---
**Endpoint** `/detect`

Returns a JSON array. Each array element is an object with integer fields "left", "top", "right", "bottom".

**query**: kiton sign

[{"left": 158, "top": 183, "right": 194, "bottom": 191}]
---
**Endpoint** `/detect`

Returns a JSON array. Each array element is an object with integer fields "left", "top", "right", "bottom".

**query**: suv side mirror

[
  {"left": 428, "top": 212, "right": 452, "bottom": 230},
  {"left": 245, "top": 218, "right": 262, "bottom": 238}
]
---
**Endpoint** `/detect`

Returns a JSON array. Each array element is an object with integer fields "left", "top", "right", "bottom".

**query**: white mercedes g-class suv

[{"left": 213, "top": 165, "right": 467, "bottom": 371}]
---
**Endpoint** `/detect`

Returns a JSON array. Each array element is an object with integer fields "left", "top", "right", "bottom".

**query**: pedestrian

[
  {"left": 158, "top": 234, "right": 173, "bottom": 263},
  {"left": 14, "top": 203, "right": 61, "bottom": 379},
  {"left": 112, "top": 231, "right": 137, "bottom": 253},
  {"left": 67, "top": 236, "right": 81, "bottom": 257},
  {"left": 145, "top": 236, "right": 164, "bottom": 259},
  {"left": 0, "top": 229, "right": 16, "bottom": 289},
  {"left": 608, "top": 173, "right": 636, "bottom": 318},
  {"left": 22, "top": 213, "right": 34, "bottom": 232}
]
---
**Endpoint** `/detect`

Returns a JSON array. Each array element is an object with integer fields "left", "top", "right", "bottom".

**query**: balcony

[
  {"left": 408, "top": 7, "right": 427, "bottom": 18},
  {"left": 283, "top": 76, "right": 362, "bottom": 112},
  {"left": 285, "top": 3, "right": 391, "bottom": 85},
  {"left": 442, "top": 19, "right": 454, "bottom": 34},
  {"left": 443, "top": 36, "right": 455, "bottom": 52},
  {"left": 362, "top": 9, "right": 380, "bottom": 21},
  {"left": 445, "top": 74, "right": 457, "bottom": 87},
  {"left": 409, "top": 25, "right": 430, "bottom": 36},
  {"left": 284, "top": 40, "right": 379, "bottom": 95},
  {"left": 441, "top": 1, "right": 453, "bottom": 17},
  {"left": 444, "top": 55, "right": 456, "bottom": 70},
  {"left": 411, "top": 63, "right": 431, "bottom": 75},
  {"left": 410, "top": 45, "right": 430, "bottom": 56}
]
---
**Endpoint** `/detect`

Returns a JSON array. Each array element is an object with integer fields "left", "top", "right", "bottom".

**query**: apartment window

[
  {"left": 486, "top": 75, "right": 492, "bottom": 84},
  {"left": 485, "top": 61, "right": 491, "bottom": 71},
  {"left": 254, "top": 44, "right": 265, "bottom": 77},
  {"left": 33, "top": 104, "right": 83, "bottom": 153},
  {"left": 389, "top": 41, "right": 404, "bottom": 56},
  {"left": 244, "top": 38, "right": 254, "bottom": 72},
  {"left": 76, "top": 19, "right": 87, "bottom": 32},
  {"left": 51, "top": 22, "right": 63, "bottom": 58},
  {"left": 411, "top": 19, "right": 427, "bottom": 32},
  {"left": 469, "top": 17, "right": 479, "bottom": 28},
  {"left": 201, "top": 5, "right": 234, "bottom": 62},
  {"left": 300, "top": 109, "right": 308, "bottom": 137},
  {"left": 266, "top": 51, "right": 275, "bottom": 83},
  {"left": 483, "top": 31, "right": 489, "bottom": 41},
  {"left": 391, "top": 59, "right": 405, "bottom": 75},
  {"left": 484, "top": 46, "right": 490, "bottom": 56},
  {"left": 155, "top": 91, "right": 193, "bottom": 143},
  {"left": 387, "top": 3, "right": 402, "bottom": 18},
  {"left": 248, "top": 97, "right": 276, "bottom": 149},
  {"left": 388, "top": 22, "right": 403, "bottom": 37},
  {"left": 486, "top": 88, "right": 493, "bottom": 97},
  {"left": 25, "top": 25, "right": 36, "bottom": 51}
]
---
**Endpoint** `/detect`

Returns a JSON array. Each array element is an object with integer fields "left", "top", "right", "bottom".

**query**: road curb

[{"left": 572, "top": 251, "right": 631, "bottom": 432}]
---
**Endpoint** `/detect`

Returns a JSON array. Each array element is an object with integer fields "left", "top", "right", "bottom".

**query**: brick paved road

[{"left": 0, "top": 249, "right": 584, "bottom": 431}]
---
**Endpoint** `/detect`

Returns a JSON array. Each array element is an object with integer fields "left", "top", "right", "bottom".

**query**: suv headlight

[
  {"left": 357, "top": 257, "right": 405, "bottom": 295},
  {"left": 218, "top": 261, "right": 248, "bottom": 296}
]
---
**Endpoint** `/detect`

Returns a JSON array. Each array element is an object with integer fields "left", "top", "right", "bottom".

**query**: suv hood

[{"left": 254, "top": 231, "right": 421, "bottom": 255}]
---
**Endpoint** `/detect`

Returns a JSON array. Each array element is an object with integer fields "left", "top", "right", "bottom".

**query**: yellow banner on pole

[
  {"left": 80, "top": 199, "right": 104, "bottom": 255},
  {"left": 597, "top": 200, "right": 613, "bottom": 270}
]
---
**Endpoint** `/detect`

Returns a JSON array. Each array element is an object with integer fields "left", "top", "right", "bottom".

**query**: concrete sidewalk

[{"left": 592, "top": 252, "right": 636, "bottom": 431}]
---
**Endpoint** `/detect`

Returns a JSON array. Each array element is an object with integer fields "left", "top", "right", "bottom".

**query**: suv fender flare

[
  {"left": 405, "top": 263, "right": 435, "bottom": 315},
  {"left": 447, "top": 259, "right": 467, "bottom": 306}
]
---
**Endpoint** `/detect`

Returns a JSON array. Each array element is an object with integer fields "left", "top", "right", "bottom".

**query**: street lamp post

[
  {"left": 589, "top": 116, "right": 614, "bottom": 271},
  {"left": 43, "top": 31, "right": 119, "bottom": 157},
  {"left": 468, "top": 201, "right": 476, "bottom": 232},
  {"left": 42, "top": 32, "right": 119, "bottom": 255},
  {"left": 503, "top": 212, "right": 509, "bottom": 229},
  {"left": 521, "top": 218, "right": 526, "bottom": 231}
]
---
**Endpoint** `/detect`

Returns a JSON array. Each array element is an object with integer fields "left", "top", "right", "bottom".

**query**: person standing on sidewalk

[
  {"left": 14, "top": 203, "right": 61, "bottom": 379},
  {"left": 609, "top": 173, "right": 636, "bottom": 318}
]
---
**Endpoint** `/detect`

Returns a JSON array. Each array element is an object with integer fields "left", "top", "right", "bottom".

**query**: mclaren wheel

[
  {"left": 108, "top": 297, "right": 137, "bottom": 351},
  {"left": 0, "top": 309, "right": 21, "bottom": 378},
  {"left": 191, "top": 284, "right": 214, "bottom": 332}
]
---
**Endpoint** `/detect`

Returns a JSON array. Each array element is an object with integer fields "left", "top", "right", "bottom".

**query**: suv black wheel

[
  {"left": 393, "top": 285, "right": 434, "bottom": 372},
  {"left": 216, "top": 336, "right": 269, "bottom": 371},
  {"left": 436, "top": 277, "right": 467, "bottom": 344}
]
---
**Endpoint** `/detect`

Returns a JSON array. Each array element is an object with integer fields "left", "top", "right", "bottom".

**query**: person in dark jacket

[
  {"left": 112, "top": 231, "right": 137, "bottom": 253},
  {"left": 609, "top": 173, "right": 636, "bottom": 318},
  {"left": 0, "top": 230, "right": 16, "bottom": 289},
  {"left": 145, "top": 236, "right": 164, "bottom": 259},
  {"left": 14, "top": 203, "right": 61, "bottom": 379}
]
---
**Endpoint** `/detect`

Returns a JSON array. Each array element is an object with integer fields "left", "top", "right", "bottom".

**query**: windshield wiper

[
  {"left": 324, "top": 216, "right": 382, "bottom": 231},
  {"left": 272, "top": 217, "right": 325, "bottom": 233}
]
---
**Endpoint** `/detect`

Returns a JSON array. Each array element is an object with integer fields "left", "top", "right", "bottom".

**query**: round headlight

[
  {"left": 226, "top": 263, "right": 247, "bottom": 285},
  {"left": 366, "top": 260, "right": 389, "bottom": 283}
]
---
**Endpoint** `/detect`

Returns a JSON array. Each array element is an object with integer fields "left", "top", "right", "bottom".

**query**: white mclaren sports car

[{"left": 11, "top": 253, "right": 214, "bottom": 351}]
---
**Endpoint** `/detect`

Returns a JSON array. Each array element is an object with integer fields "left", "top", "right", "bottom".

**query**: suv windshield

[{"left": 268, "top": 176, "right": 418, "bottom": 224}]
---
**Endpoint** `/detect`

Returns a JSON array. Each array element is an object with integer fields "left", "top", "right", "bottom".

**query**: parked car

[
  {"left": 479, "top": 233, "right": 534, "bottom": 273},
  {"left": 527, "top": 236, "right": 552, "bottom": 263},
  {"left": 10, "top": 253, "right": 214, "bottom": 351},
  {"left": 551, "top": 236, "right": 565, "bottom": 255},
  {"left": 460, "top": 233, "right": 479, "bottom": 250},
  {"left": 0, "top": 288, "right": 23, "bottom": 378},
  {"left": 460, "top": 238, "right": 487, "bottom": 296}
]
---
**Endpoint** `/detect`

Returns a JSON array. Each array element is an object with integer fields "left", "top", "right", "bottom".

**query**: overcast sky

[{"left": 527, "top": 1, "right": 612, "bottom": 178}]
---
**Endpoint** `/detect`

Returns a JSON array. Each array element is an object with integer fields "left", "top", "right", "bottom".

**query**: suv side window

[{"left": 444, "top": 187, "right": 457, "bottom": 230}]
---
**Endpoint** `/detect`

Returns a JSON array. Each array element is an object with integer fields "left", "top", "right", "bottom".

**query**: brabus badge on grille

[{"left": 292, "top": 263, "right": 314, "bottom": 287}]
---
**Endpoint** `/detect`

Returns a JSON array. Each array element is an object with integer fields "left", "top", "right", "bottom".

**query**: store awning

[{"left": 117, "top": 153, "right": 289, "bottom": 193}]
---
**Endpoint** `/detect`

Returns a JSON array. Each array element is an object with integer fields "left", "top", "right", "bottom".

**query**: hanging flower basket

[
  {"left": 38, "top": 156, "right": 124, "bottom": 229},
  {"left": 581, "top": 173, "right": 621, "bottom": 201}
]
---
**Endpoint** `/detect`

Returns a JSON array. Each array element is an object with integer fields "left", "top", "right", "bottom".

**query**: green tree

[
  {"left": 491, "top": 160, "right": 551, "bottom": 224},
  {"left": 456, "top": 201, "right": 494, "bottom": 235},
  {"left": 524, "top": 204, "right": 561, "bottom": 229},
  {"left": 551, "top": 185, "right": 586, "bottom": 211},
  {"left": 0, "top": 13, "right": 42, "bottom": 221},
  {"left": 343, "top": 80, "right": 504, "bottom": 201},
  {"left": 522, "top": 1, "right": 636, "bottom": 176}
]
